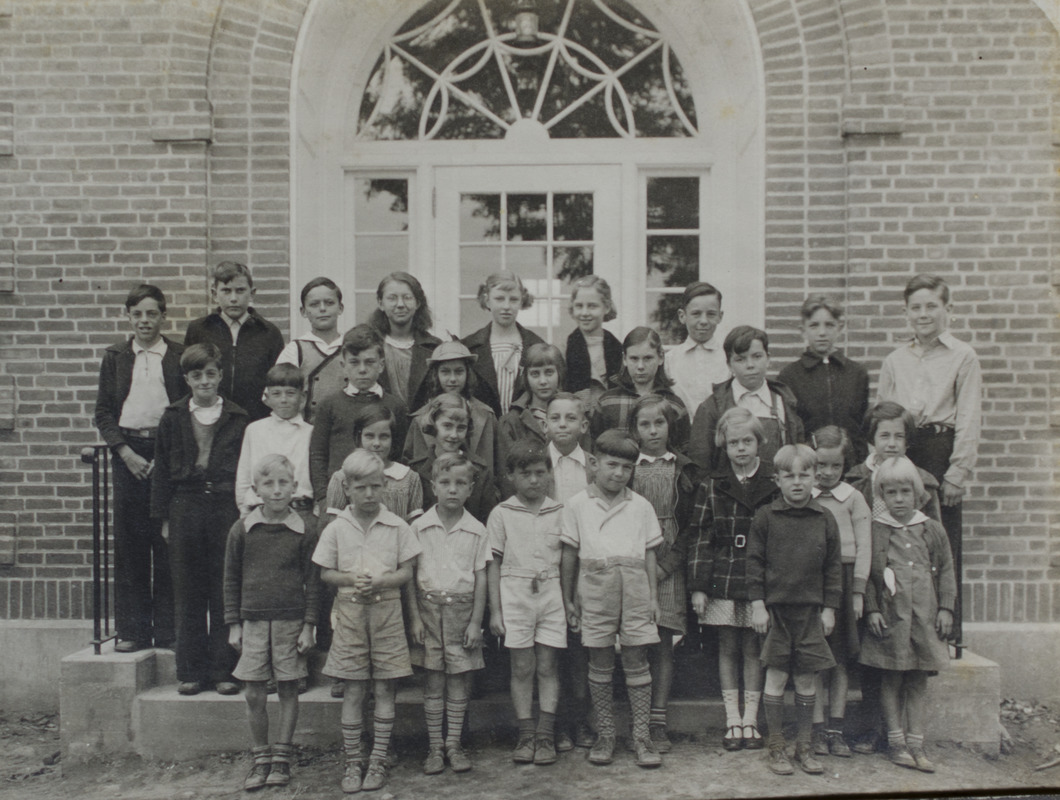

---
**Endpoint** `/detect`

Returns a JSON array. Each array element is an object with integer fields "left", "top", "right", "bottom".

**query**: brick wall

[{"left": 0, "top": 0, "right": 1056, "bottom": 623}]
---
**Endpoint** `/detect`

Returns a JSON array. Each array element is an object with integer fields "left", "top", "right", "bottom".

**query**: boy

[
  {"left": 877, "top": 274, "right": 981, "bottom": 645},
  {"left": 276, "top": 277, "right": 346, "bottom": 423},
  {"left": 689, "top": 325, "right": 804, "bottom": 473},
  {"left": 224, "top": 455, "right": 320, "bottom": 790},
  {"left": 664, "top": 281, "right": 729, "bottom": 414},
  {"left": 747, "top": 444, "right": 842, "bottom": 776},
  {"left": 560, "top": 429, "right": 664, "bottom": 769},
  {"left": 487, "top": 442, "right": 566, "bottom": 766},
  {"left": 94, "top": 284, "right": 184, "bottom": 652},
  {"left": 184, "top": 261, "right": 285, "bottom": 421},
  {"left": 778, "top": 295, "right": 870, "bottom": 462},
  {"left": 409, "top": 452, "right": 490, "bottom": 775},
  {"left": 151, "top": 343, "right": 248, "bottom": 695},
  {"left": 313, "top": 449, "right": 421, "bottom": 794},
  {"left": 498, "top": 344, "right": 565, "bottom": 496},
  {"left": 309, "top": 324, "right": 409, "bottom": 505},
  {"left": 234, "top": 363, "right": 314, "bottom": 520}
]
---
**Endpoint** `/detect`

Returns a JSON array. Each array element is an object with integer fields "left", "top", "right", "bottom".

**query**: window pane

[
  {"left": 506, "top": 245, "right": 548, "bottom": 281},
  {"left": 554, "top": 194, "right": 593, "bottom": 241},
  {"left": 460, "top": 194, "right": 501, "bottom": 242},
  {"left": 354, "top": 179, "right": 409, "bottom": 232},
  {"left": 507, "top": 194, "right": 548, "bottom": 241},
  {"left": 354, "top": 291, "right": 378, "bottom": 327},
  {"left": 553, "top": 245, "right": 593, "bottom": 284},
  {"left": 646, "top": 234, "right": 698, "bottom": 289},
  {"left": 356, "top": 235, "right": 409, "bottom": 288},
  {"left": 647, "top": 178, "right": 698, "bottom": 230},
  {"left": 459, "top": 245, "right": 503, "bottom": 295},
  {"left": 647, "top": 292, "right": 686, "bottom": 346}
]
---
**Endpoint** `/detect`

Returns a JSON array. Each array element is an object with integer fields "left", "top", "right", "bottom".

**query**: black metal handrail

[{"left": 81, "top": 445, "right": 114, "bottom": 655}]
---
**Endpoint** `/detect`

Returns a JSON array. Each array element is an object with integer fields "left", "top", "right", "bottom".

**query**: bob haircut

[
  {"left": 525, "top": 343, "right": 566, "bottom": 388},
  {"left": 264, "top": 362, "right": 305, "bottom": 392},
  {"left": 422, "top": 393, "right": 473, "bottom": 439},
  {"left": 299, "top": 276, "right": 343, "bottom": 307},
  {"left": 616, "top": 326, "right": 674, "bottom": 389},
  {"left": 180, "top": 343, "right": 223, "bottom": 374},
  {"left": 873, "top": 455, "right": 927, "bottom": 501},
  {"left": 353, "top": 404, "right": 396, "bottom": 444},
  {"left": 341, "top": 448, "right": 385, "bottom": 483},
  {"left": 593, "top": 428, "right": 640, "bottom": 462},
  {"left": 903, "top": 273, "right": 950, "bottom": 305},
  {"left": 477, "top": 270, "right": 534, "bottom": 311},
  {"left": 865, "top": 401, "right": 916, "bottom": 444},
  {"left": 252, "top": 453, "right": 295, "bottom": 484},
  {"left": 125, "top": 284, "right": 167, "bottom": 312},
  {"left": 341, "top": 324, "right": 385, "bottom": 359},
  {"left": 810, "top": 425, "right": 854, "bottom": 469},
  {"left": 629, "top": 393, "right": 678, "bottom": 436},
  {"left": 723, "top": 325, "right": 770, "bottom": 362},
  {"left": 371, "top": 271, "right": 433, "bottom": 335},
  {"left": 800, "top": 294, "right": 844, "bottom": 322},
  {"left": 212, "top": 260, "right": 253, "bottom": 288},
  {"left": 546, "top": 391, "right": 587, "bottom": 419},
  {"left": 431, "top": 450, "right": 475, "bottom": 481},
  {"left": 505, "top": 439, "right": 552, "bottom": 475},
  {"left": 568, "top": 275, "right": 617, "bottom": 322},
  {"left": 715, "top": 407, "right": 766, "bottom": 448},
  {"left": 773, "top": 443, "right": 816, "bottom": 474},
  {"left": 424, "top": 355, "right": 478, "bottom": 400}
]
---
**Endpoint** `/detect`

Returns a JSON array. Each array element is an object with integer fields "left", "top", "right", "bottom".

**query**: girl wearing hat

[{"left": 402, "top": 340, "right": 500, "bottom": 475}]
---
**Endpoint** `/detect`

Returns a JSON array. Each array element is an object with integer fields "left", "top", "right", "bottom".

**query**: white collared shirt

[
  {"left": 665, "top": 335, "right": 729, "bottom": 413},
  {"left": 733, "top": 380, "right": 785, "bottom": 424},
  {"left": 548, "top": 441, "right": 589, "bottom": 503},
  {"left": 189, "top": 396, "right": 223, "bottom": 425},
  {"left": 411, "top": 506, "right": 490, "bottom": 594},
  {"left": 637, "top": 451, "right": 675, "bottom": 465},
  {"left": 235, "top": 412, "right": 315, "bottom": 512},
  {"left": 276, "top": 331, "right": 342, "bottom": 366},
  {"left": 559, "top": 484, "right": 663, "bottom": 560},
  {"left": 244, "top": 507, "right": 306, "bottom": 534},
  {"left": 312, "top": 506, "right": 421, "bottom": 592},
  {"left": 226, "top": 311, "right": 250, "bottom": 344},
  {"left": 118, "top": 338, "right": 170, "bottom": 429},
  {"left": 342, "top": 382, "right": 384, "bottom": 398}
]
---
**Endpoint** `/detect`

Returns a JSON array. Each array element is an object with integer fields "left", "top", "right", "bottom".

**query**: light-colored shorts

[
  {"left": 500, "top": 576, "right": 567, "bottom": 650},
  {"left": 323, "top": 592, "right": 412, "bottom": 681},
  {"left": 577, "top": 561, "right": 659, "bottom": 649},
  {"left": 410, "top": 590, "right": 484, "bottom": 675},
  {"left": 233, "top": 619, "right": 308, "bottom": 683}
]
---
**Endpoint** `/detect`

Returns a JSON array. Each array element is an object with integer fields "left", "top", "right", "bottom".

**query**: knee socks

[
  {"left": 342, "top": 721, "right": 363, "bottom": 764},
  {"left": 588, "top": 663, "right": 615, "bottom": 738},
  {"left": 424, "top": 691, "right": 444, "bottom": 751},
  {"left": 763, "top": 693, "right": 785, "bottom": 749},
  {"left": 536, "top": 710, "right": 557, "bottom": 737},
  {"left": 370, "top": 713, "right": 394, "bottom": 762},
  {"left": 795, "top": 692, "right": 815, "bottom": 746},
  {"left": 721, "top": 689, "right": 741, "bottom": 729},
  {"left": 742, "top": 690, "right": 762, "bottom": 728},
  {"left": 625, "top": 664, "right": 653, "bottom": 742},
  {"left": 445, "top": 694, "right": 469, "bottom": 749}
]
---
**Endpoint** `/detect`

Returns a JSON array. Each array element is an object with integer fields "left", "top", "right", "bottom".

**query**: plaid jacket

[
  {"left": 588, "top": 375, "right": 690, "bottom": 453},
  {"left": 686, "top": 464, "right": 778, "bottom": 600}
]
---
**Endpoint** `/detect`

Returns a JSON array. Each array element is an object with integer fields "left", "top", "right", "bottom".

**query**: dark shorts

[
  {"left": 827, "top": 563, "right": 861, "bottom": 664},
  {"left": 760, "top": 604, "right": 836, "bottom": 673}
]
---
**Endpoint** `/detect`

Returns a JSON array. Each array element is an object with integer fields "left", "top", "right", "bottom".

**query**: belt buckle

[
  {"left": 203, "top": 481, "right": 216, "bottom": 494},
  {"left": 734, "top": 534, "right": 746, "bottom": 548}
]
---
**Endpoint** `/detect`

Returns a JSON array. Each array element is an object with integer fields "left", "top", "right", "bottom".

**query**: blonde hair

[
  {"left": 873, "top": 456, "right": 926, "bottom": 501},
  {"left": 252, "top": 453, "right": 295, "bottom": 484},
  {"left": 773, "top": 443, "right": 816, "bottom": 473},
  {"left": 477, "top": 270, "right": 533, "bottom": 310},
  {"left": 568, "top": 275, "right": 617, "bottom": 322},
  {"left": 341, "top": 448, "right": 385, "bottom": 482},
  {"left": 715, "top": 407, "right": 765, "bottom": 448}
]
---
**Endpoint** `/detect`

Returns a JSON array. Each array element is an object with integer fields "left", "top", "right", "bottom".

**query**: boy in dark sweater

[
  {"left": 225, "top": 454, "right": 320, "bottom": 791},
  {"left": 309, "top": 324, "right": 409, "bottom": 505},
  {"left": 747, "top": 444, "right": 841, "bottom": 777},
  {"left": 184, "top": 261, "right": 285, "bottom": 421},
  {"left": 151, "top": 343, "right": 247, "bottom": 696}
]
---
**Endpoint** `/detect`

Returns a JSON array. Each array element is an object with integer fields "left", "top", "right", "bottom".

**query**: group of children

[{"left": 94, "top": 261, "right": 980, "bottom": 792}]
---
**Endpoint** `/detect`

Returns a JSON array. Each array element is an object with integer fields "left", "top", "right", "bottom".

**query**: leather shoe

[
  {"left": 114, "top": 640, "right": 142, "bottom": 653},
  {"left": 215, "top": 680, "right": 240, "bottom": 695},
  {"left": 177, "top": 681, "right": 201, "bottom": 696}
]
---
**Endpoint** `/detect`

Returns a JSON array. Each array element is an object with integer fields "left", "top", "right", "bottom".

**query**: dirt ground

[{"left": 3, "top": 700, "right": 1060, "bottom": 800}]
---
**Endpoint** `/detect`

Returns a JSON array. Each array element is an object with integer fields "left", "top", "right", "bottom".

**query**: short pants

[
  {"left": 410, "top": 590, "right": 484, "bottom": 674},
  {"left": 323, "top": 592, "right": 412, "bottom": 681},
  {"left": 500, "top": 576, "right": 567, "bottom": 650},
  {"left": 760, "top": 603, "right": 836, "bottom": 673},
  {"left": 232, "top": 619, "right": 307, "bottom": 683}
]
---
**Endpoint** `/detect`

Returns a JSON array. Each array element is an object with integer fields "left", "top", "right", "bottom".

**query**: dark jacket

[
  {"left": 589, "top": 374, "right": 691, "bottom": 453},
  {"left": 378, "top": 330, "right": 442, "bottom": 412},
  {"left": 94, "top": 336, "right": 186, "bottom": 450},
  {"left": 845, "top": 462, "right": 943, "bottom": 523},
  {"left": 688, "top": 378, "right": 804, "bottom": 472},
  {"left": 410, "top": 448, "right": 499, "bottom": 526},
  {"left": 150, "top": 398, "right": 248, "bottom": 519},
  {"left": 184, "top": 309, "right": 285, "bottom": 421},
  {"left": 564, "top": 328, "right": 623, "bottom": 394},
  {"left": 630, "top": 452, "right": 700, "bottom": 579},
  {"left": 461, "top": 323, "right": 545, "bottom": 417},
  {"left": 778, "top": 350, "right": 870, "bottom": 462},
  {"left": 686, "top": 464, "right": 779, "bottom": 600}
]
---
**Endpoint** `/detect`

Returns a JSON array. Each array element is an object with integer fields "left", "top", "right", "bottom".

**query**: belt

[
  {"left": 174, "top": 481, "right": 235, "bottom": 495},
  {"left": 917, "top": 423, "right": 954, "bottom": 436},
  {"left": 580, "top": 556, "right": 645, "bottom": 572},
  {"left": 289, "top": 497, "right": 314, "bottom": 511},
  {"left": 500, "top": 566, "right": 560, "bottom": 580},
  {"left": 418, "top": 589, "right": 474, "bottom": 606},
  {"left": 120, "top": 426, "right": 157, "bottom": 439},
  {"left": 337, "top": 588, "right": 401, "bottom": 604}
]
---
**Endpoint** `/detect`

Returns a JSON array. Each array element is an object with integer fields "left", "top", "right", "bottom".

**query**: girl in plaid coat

[{"left": 687, "top": 408, "right": 778, "bottom": 751}]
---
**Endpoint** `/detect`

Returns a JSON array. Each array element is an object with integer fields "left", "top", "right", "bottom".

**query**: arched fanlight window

[{"left": 358, "top": 0, "right": 698, "bottom": 140}]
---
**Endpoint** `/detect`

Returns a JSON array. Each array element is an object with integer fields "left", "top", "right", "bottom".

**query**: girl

[
  {"left": 322, "top": 405, "right": 425, "bottom": 528},
  {"left": 564, "top": 275, "right": 622, "bottom": 402},
  {"left": 408, "top": 394, "right": 499, "bottom": 524},
  {"left": 370, "top": 271, "right": 442, "bottom": 412},
  {"left": 809, "top": 425, "right": 871, "bottom": 758},
  {"left": 590, "top": 327, "right": 690, "bottom": 450},
  {"left": 687, "top": 407, "right": 778, "bottom": 751},
  {"left": 860, "top": 456, "right": 955, "bottom": 773},
  {"left": 498, "top": 343, "right": 566, "bottom": 495},
  {"left": 275, "top": 277, "right": 345, "bottom": 423},
  {"left": 628, "top": 394, "right": 699, "bottom": 753},
  {"left": 462, "top": 271, "right": 545, "bottom": 417},
  {"left": 664, "top": 281, "right": 729, "bottom": 415},
  {"left": 402, "top": 340, "right": 499, "bottom": 475}
]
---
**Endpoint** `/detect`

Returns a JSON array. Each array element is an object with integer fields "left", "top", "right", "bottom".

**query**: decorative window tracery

[{"left": 358, "top": 0, "right": 698, "bottom": 140}]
